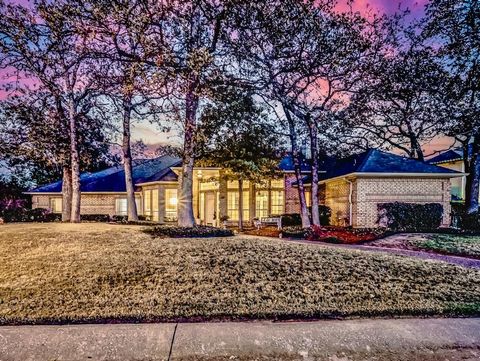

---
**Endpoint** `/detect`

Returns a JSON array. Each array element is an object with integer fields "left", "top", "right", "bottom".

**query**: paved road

[{"left": 1, "top": 318, "right": 479, "bottom": 360}]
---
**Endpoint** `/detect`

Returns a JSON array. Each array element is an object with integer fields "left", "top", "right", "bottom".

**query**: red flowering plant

[{"left": 305, "top": 225, "right": 387, "bottom": 244}]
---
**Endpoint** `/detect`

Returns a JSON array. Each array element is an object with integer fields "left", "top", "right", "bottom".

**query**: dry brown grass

[{"left": 0, "top": 223, "right": 479, "bottom": 325}]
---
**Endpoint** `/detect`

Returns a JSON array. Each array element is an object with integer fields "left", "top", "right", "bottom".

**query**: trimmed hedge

[
  {"left": 144, "top": 225, "right": 234, "bottom": 238},
  {"left": 80, "top": 214, "right": 110, "bottom": 222},
  {"left": 0, "top": 207, "right": 61, "bottom": 223},
  {"left": 377, "top": 202, "right": 443, "bottom": 231},
  {"left": 111, "top": 215, "right": 148, "bottom": 223},
  {"left": 281, "top": 205, "right": 331, "bottom": 227},
  {"left": 280, "top": 213, "right": 302, "bottom": 227}
]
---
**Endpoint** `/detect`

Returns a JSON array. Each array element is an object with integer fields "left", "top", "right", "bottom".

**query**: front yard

[
  {"left": 370, "top": 233, "right": 480, "bottom": 259},
  {"left": 0, "top": 223, "right": 479, "bottom": 325}
]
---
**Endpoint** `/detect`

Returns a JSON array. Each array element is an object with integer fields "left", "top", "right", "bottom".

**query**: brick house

[{"left": 27, "top": 149, "right": 463, "bottom": 228}]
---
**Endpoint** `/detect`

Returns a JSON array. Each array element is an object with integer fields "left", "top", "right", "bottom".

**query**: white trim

[
  {"left": 282, "top": 170, "right": 325, "bottom": 174},
  {"left": 345, "top": 178, "right": 353, "bottom": 227},
  {"left": 170, "top": 166, "right": 222, "bottom": 173},
  {"left": 430, "top": 158, "right": 463, "bottom": 165},
  {"left": 135, "top": 181, "right": 178, "bottom": 187},
  {"left": 356, "top": 172, "right": 467, "bottom": 178}
]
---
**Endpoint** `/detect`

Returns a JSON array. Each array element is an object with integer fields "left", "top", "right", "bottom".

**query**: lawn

[
  {"left": 370, "top": 233, "right": 480, "bottom": 259},
  {"left": 416, "top": 234, "right": 480, "bottom": 258},
  {"left": 0, "top": 223, "right": 479, "bottom": 325}
]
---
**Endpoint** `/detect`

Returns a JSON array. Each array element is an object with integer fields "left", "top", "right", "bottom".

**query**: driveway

[
  {"left": 1, "top": 318, "right": 479, "bottom": 360},
  {"left": 285, "top": 237, "right": 480, "bottom": 269}
]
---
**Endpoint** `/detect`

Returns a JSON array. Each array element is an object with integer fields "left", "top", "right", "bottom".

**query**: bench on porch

[{"left": 254, "top": 217, "right": 282, "bottom": 230}]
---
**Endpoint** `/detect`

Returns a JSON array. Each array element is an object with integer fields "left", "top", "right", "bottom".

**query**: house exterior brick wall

[
  {"left": 32, "top": 195, "right": 51, "bottom": 209},
  {"left": 32, "top": 193, "right": 143, "bottom": 216},
  {"left": 31, "top": 174, "right": 452, "bottom": 228},
  {"left": 79, "top": 194, "right": 118, "bottom": 215},
  {"left": 285, "top": 173, "right": 305, "bottom": 214},
  {"left": 354, "top": 177, "right": 451, "bottom": 228}
]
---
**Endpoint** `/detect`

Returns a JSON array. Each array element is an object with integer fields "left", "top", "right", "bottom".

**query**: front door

[{"left": 204, "top": 192, "right": 216, "bottom": 226}]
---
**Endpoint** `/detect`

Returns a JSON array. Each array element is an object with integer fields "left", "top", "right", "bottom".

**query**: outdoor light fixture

[{"left": 169, "top": 197, "right": 178, "bottom": 206}]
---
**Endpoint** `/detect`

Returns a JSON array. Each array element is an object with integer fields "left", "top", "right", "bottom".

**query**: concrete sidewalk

[{"left": 1, "top": 318, "right": 479, "bottom": 361}]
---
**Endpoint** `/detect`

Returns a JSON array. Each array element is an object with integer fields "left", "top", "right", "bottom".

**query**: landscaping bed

[
  {"left": 305, "top": 225, "right": 390, "bottom": 244},
  {"left": 144, "top": 225, "right": 234, "bottom": 238},
  {"left": 243, "top": 225, "right": 389, "bottom": 244},
  {"left": 0, "top": 223, "right": 479, "bottom": 325},
  {"left": 369, "top": 233, "right": 480, "bottom": 259}
]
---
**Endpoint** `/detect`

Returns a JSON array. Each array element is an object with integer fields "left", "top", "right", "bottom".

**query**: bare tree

[
  {"left": 0, "top": 0, "right": 102, "bottom": 222},
  {"left": 232, "top": 1, "right": 375, "bottom": 226},
  {"left": 424, "top": 0, "right": 480, "bottom": 212},
  {"left": 344, "top": 46, "right": 448, "bottom": 162}
]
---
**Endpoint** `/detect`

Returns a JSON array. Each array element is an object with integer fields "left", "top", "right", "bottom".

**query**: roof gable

[{"left": 428, "top": 149, "right": 464, "bottom": 164}]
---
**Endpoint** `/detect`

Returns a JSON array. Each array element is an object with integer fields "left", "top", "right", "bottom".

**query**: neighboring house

[
  {"left": 428, "top": 147, "right": 469, "bottom": 202},
  {"left": 26, "top": 149, "right": 463, "bottom": 228}
]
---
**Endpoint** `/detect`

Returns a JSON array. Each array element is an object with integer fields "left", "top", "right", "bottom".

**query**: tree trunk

[
  {"left": 307, "top": 113, "right": 320, "bottom": 225},
  {"left": 178, "top": 87, "right": 198, "bottom": 227},
  {"left": 238, "top": 178, "right": 244, "bottom": 231},
  {"left": 406, "top": 121, "right": 424, "bottom": 161},
  {"left": 68, "top": 99, "right": 81, "bottom": 223},
  {"left": 283, "top": 103, "right": 310, "bottom": 228},
  {"left": 466, "top": 136, "right": 480, "bottom": 213},
  {"left": 411, "top": 137, "right": 425, "bottom": 161},
  {"left": 61, "top": 165, "right": 72, "bottom": 222},
  {"left": 463, "top": 141, "right": 472, "bottom": 204},
  {"left": 122, "top": 97, "right": 139, "bottom": 221}
]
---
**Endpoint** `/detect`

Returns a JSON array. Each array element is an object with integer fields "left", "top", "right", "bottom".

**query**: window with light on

[
  {"left": 165, "top": 188, "right": 178, "bottom": 221},
  {"left": 50, "top": 198, "right": 62, "bottom": 213}
]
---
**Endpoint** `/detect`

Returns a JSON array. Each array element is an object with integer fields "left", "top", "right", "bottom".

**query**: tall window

[
  {"left": 152, "top": 189, "right": 159, "bottom": 221},
  {"left": 227, "top": 180, "right": 250, "bottom": 189},
  {"left": 305, "top": 190, "right": 312, "bottom": 207},
  {"left": 270, "top": 178, "right": 284, "bottom": 188},
  {"left": 116, "top": 197, "right": 141, "bottom": 216},
  {"left": 241, "top": 191, "right": 249, "bottom": 220},
  {"left": 115, "top": 198, "right": 127, "bottom": 215},
  {"left": 227, "top": 180, "right": 250, "bottom": 221},
  {"left": 227, "top": 192, "right": 239, "bottom": 221},
  {"left": 270, "top": 190, "right": 284, "bottom": 215},
  {"left": 50, "top": 198, "right": 62, "bottom": 213},
  {"left": 144, "top": 190, "right": 151, "bottom": 217},
  {"left": 165, "top": 188, "right": 178, "bottom": 221},
  {"left": 255, "top": 190, "right": 269, "bottom": 218}
]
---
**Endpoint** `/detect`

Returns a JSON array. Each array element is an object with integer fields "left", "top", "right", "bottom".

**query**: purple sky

[{"left": 1, "top": 0, "right": 451, "bottom": 155}]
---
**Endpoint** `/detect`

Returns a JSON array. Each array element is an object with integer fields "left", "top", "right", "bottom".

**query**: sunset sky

[{"left": 0, "top": 0, "right": 454, "bottom": 156}]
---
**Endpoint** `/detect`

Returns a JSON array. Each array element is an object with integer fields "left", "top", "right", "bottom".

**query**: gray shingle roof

[
  {"left": 319, "top": 149, "right": 460, "bottom": 181},
  {"left": 29, "top": 149, "right": 461, "bottom": 193},
  {"left": 29, "top": 155, "right": 181, "bottom": 193}
]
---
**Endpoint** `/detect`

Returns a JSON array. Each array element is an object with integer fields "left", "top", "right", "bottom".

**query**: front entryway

[{"left": 204, "top": 192, "right": 216, "bottom": 226}]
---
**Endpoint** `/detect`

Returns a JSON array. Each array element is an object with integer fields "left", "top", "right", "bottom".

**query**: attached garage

[{"left": 319, "top": 150, "right": 464, "bottom": 228}]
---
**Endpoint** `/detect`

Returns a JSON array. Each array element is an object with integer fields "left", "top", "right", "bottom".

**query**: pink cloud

[{"left": 335, "top": 0, "right": 429, "bottom": 17}]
